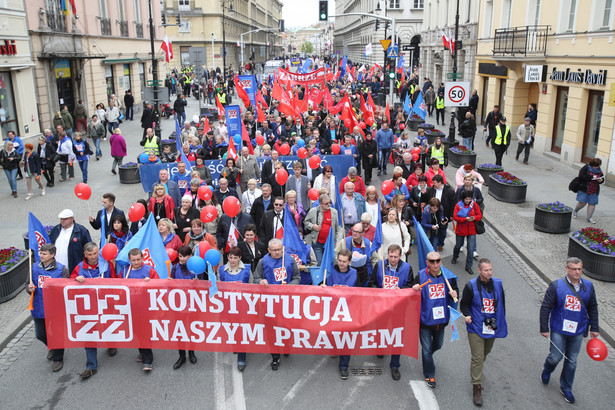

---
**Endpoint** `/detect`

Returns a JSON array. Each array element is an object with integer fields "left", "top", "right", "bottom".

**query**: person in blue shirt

[
  {"left": 6, "top": 130, "right": 24, "bottom": 180},
  {"left": 320, "top": 249, "right": 358, "bottom": 380},
  {"left": 375, "top": 121, "right": 394, "bottom": 176},
  {"left": 172, "top": 161, "right": 192, "bottom": 196},
  {"left": 370, "top": 244, "right": 414, "bottom": 381},
  {"left": 219, "top": 246, "right": 252, "bottom": 371},
  {"left": 27, "top": 243, "right": 70, "bottom": 372},
  {"left": 72, "top": 132, "right": 93, "bottom": 183},
  {"left": 341, "top": 135, "right": 358, "bottom": 167}
]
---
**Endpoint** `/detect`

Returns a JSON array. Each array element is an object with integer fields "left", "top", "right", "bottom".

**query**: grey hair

[
  {"left": 566, "top": 257, "right": 583, "bottom": 267},
  {"left": 83, "top": 242, "right": 99, "bottom": 253}
]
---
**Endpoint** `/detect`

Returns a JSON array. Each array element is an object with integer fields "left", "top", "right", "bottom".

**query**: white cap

[
  {"left": 58, "top": 209, "right": 75, "bottom": 218},
  {"left": 192, "top": 115, "right": 199, "bottom": 123}
]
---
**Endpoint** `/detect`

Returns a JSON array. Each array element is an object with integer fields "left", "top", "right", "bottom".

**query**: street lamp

[
  {"left": 147, "top": 0, "right": 161, "bottom": 138},
  {"left": 220, "top": 0, "right": 235, "bottom": 79}
]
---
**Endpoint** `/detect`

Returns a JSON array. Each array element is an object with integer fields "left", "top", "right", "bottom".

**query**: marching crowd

[{"left": 17, "top": 66, "right": 602, "bottom": 406}]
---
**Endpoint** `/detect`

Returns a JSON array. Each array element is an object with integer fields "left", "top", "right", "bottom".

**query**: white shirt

[
  {"left": 365, "top": 202, "right": 380, "bottom": 227},
  {"left": 54, "top": 225, "right": 74, "bottom": 268},
  {"left": 434, "top": 187, "right": 443, "bottom": 201}
]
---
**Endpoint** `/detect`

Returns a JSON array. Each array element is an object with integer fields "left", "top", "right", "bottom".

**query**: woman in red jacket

[
  {"left": 149, "top": 184, "right": 175, "bottom": 221},
  {"left": 157, "top": 218, "right": 183, "bottom": 252},
  {"left": 451, "top": 190, "right": 482, "bottom": 275}
]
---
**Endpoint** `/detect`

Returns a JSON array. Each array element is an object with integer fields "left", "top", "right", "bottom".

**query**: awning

[
  {"left": 101, "top": 57, "right": 161, "bottom": 65},
  {"left": 39, "top": 52, "right": 107, "bottom": 59}
]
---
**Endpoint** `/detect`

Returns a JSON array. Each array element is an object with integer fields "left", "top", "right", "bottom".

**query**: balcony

[
  {"left": 46, "top": 10, "right": 67, "bottom": 32},
  {"left": 119, "top": 20, "right": 129, "bottom": 37},
  {"left": 136, "top": 23, "right": 144, "bottom": 38},
  {"left": 101, "top": 18, "right": 111, "bottom": 35},
  {"left": 493, "top": 25, "right": 550, "bottom": 56}
]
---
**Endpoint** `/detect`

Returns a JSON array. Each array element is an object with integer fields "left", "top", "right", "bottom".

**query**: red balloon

[
  {"left": 308, "top": 156, "right": 321, "bottom": 169},
  {"left": 297, "top": 147, "right": 308, "bottom": 159},
  {"left": 278, "top": 143, "right": 291, "bottom": 156},
  {"left": 74, "top": 183, "right": 91, "bottom": 201},
  {"left": 198, "top": 185, "right": 213, "bottom": 201},
  {"left": 200, "top": 205, "right": 218, "bottom": 223},
  {"left": 344, "top": 118, "right": 352, "bottom": 128},
  {"left": 166, "top": 248, "right": 178, "bottom": 262},
  {"left": 411, "top": 147, "right": 421, "bottom": 154},
  {"left": 359, "top": 121, "right": 366, "bottom": 129},
  {"left": 275, "top": 168, "right": 289, "bottom": 186},
  {"left": 331, "top": 144, "right": 341, "bottom": 155},
  {"left": 308, "top": 188, "right": 320, "bottom": 201},
  {"left": 128, "top": 203, "right": 146, "bottom": 223},
  {"left": 256, "top": 135, "right": 265, "bottom": 145},
  {"left": 587, "top": 338, "right": 608, "bottom": 361},
  {"left": 195, "top": 241, "right": 211, "bottom": 258},
  {"left": 101, "top": 243, "right": 118, "bottom": 261},
  {"left": 399, "top": 123, "right": 406, "bottom": 130},
  {"left": 381, "top": 180, "right": 394, "bottom": 196},
  {"left": 412, "top": 153, "right": 419, "bottom": 161},
  {"left": 222, "top": 196, "right": 241, "bottom": 218}
]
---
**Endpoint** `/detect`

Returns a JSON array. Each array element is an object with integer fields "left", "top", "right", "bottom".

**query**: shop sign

[
  {"left": 549, "top": 67, "right": 607, "bottom": 86},
  {"left": 0, "top": 40, "right": 17, "bottom": 56},
  {"left": 524, "top": 65, "right": 544, "bottom": 82}
]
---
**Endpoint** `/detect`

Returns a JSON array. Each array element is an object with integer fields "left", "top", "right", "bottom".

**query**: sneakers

[
  {"left": 473, "top": 251, "right": 479, "bottom": 259},
  {"left": 560, "top": 388, "right": 575, "bottom": 404},
  {"left": 142, "top": 363, "right": 153, "bottom": 371},
  {"left": 572, "top": 211, "right": 577, "bottom": 219},
  {"left": 426, "top": 378, "right": 436, "bottom": 388},
  {"left": 111, "top": 169, "right": 117, "bottom": 175},
  {"left": 41, "top": 189, "right": 46, "bottom": 196},
  {"left": 587, "top": 218, "right": 596, "bottom": 224},
  {"left": 340, "top": 368, "right": 349, "bottom": 380},
  {"left": 541, "top": 370, "right": 550, "bottom": 385},
  {"left": 25, "top": 193, "right": 33, "bottom": 201}
]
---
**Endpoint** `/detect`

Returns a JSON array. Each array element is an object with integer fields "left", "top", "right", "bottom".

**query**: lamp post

[
  {"left": 211, "top": 33, "right": 216, "bottom": 71},
  {"left": 448, "top": 0, "right": 461, "bottom": 144},
  {"left": 147, "top": 0, "right": 161, "bottom": 138},
  {"left": 241, "top": 28, "right": 271, "bottom": 69},
  {"left": 220, "top": 0, "right": 234, "bottom": 79}
]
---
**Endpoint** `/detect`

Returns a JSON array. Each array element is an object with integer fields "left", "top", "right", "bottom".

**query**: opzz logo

[
  {"left": 228, "top": 109, "right": 238, "bottom": 119},
  {"left": 64, "top": 286, "right": 133, "bottom": 342},
  {"left": 428, "top": 284, "right": 445, "bottom": 299},
  {"left": 240, "top": 79, "right": 252, "bottom": 88},
  {"left": 482, "top": 298, "right": 494, "bottom": 314},
  {"left": 565, "top": 295, "right": 581, "bottom": 312}
]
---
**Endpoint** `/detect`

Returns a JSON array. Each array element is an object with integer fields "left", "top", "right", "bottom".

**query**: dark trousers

[
  {"left": 363, "top": 159, "right": 373, "bottom": 183},
  {"left": 427, "top": 104, "right": 434, "bottom": 116},
  {"left": 34, "top": 318, "right": 64, "bottom": 362},
  {"left": 436, "top": 109, "right": 445, "bottom": 125},
  {"left": 419, "top": 326, "right": 445, "bottom": 379},
  {"left": 139, "top": 348, "right": 153, "bottom": 365},
  {"left": 485, "top": 127, "right": 495, "bottom": 145},
  {"left": 125, "top": 106, "right": 134, "bottom": 121},
  {"left": 516, "top": 143, "right": 531, "bottom": 163},
  {"left": 42, "top": 162, "right": 55, "bottom": 185},
  {"left": 339, "top": 355, "right": 351, "bottom": 370},
  {"left": 494, "top": 145, "right": 507, "bottom": 166},
  {"left": 178, "top": 350, "right": 194, "bottom": 358}
]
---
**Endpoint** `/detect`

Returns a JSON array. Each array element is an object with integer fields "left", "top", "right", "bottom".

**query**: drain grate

[{"left": 350, "top": 367, "right": 383, "bottom": 376}]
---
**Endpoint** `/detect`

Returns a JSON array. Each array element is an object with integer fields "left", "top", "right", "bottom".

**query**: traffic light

[
  {"left": 176, "top": 15, "right": 181, "bottom": 25},
  {"left": 319, "top": 1, "right": 328, "bottom": 21},
  {"left": 384, "top": 21, "right": 390, "bottom": 31},
  {"left": 388, "top": 71, "right": 396, "bottom": 80},
  {"left": 375, "top": 20, "right": 380, "bottom": 30}
]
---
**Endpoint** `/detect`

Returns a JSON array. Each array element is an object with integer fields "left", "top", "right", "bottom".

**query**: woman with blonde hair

[
  {"left": 149, "top": 184, "right": 175, "bottom": 221},
  {"left": 158, "top": 218, "right": 183, "bottom": 252},
  {"left": 382, "top": 208, "right": 411, "bottom": 260}
]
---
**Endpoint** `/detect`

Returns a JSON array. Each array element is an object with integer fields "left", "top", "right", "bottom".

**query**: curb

[
  {"left": 0, "top": 309, "right": 32, "bottom": 352},
  {"left": 484, "top": 215, "right": 615, "bottom": 350}
]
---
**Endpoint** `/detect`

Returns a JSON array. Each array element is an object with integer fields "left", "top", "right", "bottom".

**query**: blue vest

[
  {"left": 173, "top": 263, "right": 196, "bottom": 280},
  {"left": 121, "top": 264, "right": 154, "bottom": 279},
  {"left": 418, "top": 268, "right": 451, "bottom": 326},
  {"left": 73, "top": 140, "right": 88, "bottom": 161},
  {"left": 74, "top": 260, "right": 111, "bottom": 279},
  {"left": 345, "top": 236, "right": 373, "bottom": 286},
  {"left": 375, "top": 260, "right": 412, "bottom": 289},
  {"left": 551, "top": 278, "right": 593, "bottom": 336},
  {"left": 219, "top": 264, "right": 251, "bottom": 283},
  {"left": 467, "top": 278, "right": 508, "bottom": 339},
  {"left": 31, "top": 261, "right": 65, "bottom": 319},
  {"left": 326, "top": 266, "right": 357, "bottom": 287},
  {"left": 261, "top": 254, "right": 295, "bottom": 285},
  {"left": 173, "top": 172, "right": 192, "bottom": 195}
]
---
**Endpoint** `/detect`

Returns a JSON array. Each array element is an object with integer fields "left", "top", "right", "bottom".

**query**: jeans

[
  {"left": 543, "top": 331, "right": 584, "bottom": 392},
  {"left": 237, "top": 352, "right": 247, "bottom": 365},
  {"left": 93, "top": 138, "right": 102, "bottom": 157},
  {"left": 419, "top": 326, "right": 445, "bottom": 378},
  {"left": 462, "top": 137, "right": 473, "bottom": 150},
  {"left": 126, "top": 106, "right": 134, "bottom": 120},
  {"left": 339, "top": 355, "right": 350, "bottom": 370},
  {"left": 112, "top": 156, "right": 124, "bottom": 172},
  {"left": 312, "top": 242, "right": 325, "bottom": 263},
  {"left": 139, "top": 348, "right": 153, "bottom": 365},
  {"left": 437, "top": 226, "right": 447, "bottom": 248},
  {"left": 34, "top": 318, "right": 64, "bottom": 362},
  {"left": 453, "top": 234, "right": 476, "bottom": 268},
  {"left": 428, "top": 230, "right": 439, "bottom": 249},
  {"left": 78, "top": 160, "right": 88, "bottom": 183},
  {"left": 378, "top": 148, "right": 390, "bottom": 172},
  {"left": 85, "top": 347, "right": 98, "bottom": 370},
  {"left": 59, "top": 162, "right": 74, "bottom": 180},
  {"left": 108, "top": 121, "right": 118, "bottom": 134},
  {"left": 4, "top": 168, "right": 17, "bottom": 192},
  {"left": 390, "top": 354, "right": 401, "bottom": 369},
  {"left": 176, "top": 112, "right": 186, "bottom": 125},
  {"left": 516, "top": 143, "right": 531, "bottom": 163}
]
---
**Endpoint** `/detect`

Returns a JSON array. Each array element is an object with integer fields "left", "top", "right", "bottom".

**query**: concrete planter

[
  {"left": 425, "top": 131, "right": 445, "bottom": 145},
  {"left": 408, "top": 119, "right": 422, "bottom": 131},
  {"left": 448, "top": 149, "right": 477, "bottom": 168},
  {"left": 568, "top": 234, "right": 615, "bottom": 282},
  {"left": 488, "top": 175, "right": 527, "bottom": 203},
  {"left": 534, "top": 207, "right": 572, "bottom": 234},
  {"left": 477, "top": 166, "right": 504, "bottom": 187},
  {"left": 118, "top": 166, "right": 141, "bottom": 184},
  {"left": 420, "top": 123, "right": 435, "bottom": 131},
  {"left": 0, "top": 255, "right": 28, "bottom": 303}
]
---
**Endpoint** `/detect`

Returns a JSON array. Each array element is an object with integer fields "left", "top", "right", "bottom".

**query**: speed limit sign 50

[{"left": 444, "top": 82, "right": 470, "bottom": 107}]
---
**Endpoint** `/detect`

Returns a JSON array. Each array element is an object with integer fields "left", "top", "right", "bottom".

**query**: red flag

[
  {"left": 322, "top": 87, "right": 334, "bottom": 109},
  {"left": 161, "top": 35, "right": 173, "bottom": 63},
  {"left": 367, "top": 92, "right": 377, "bottom": 112},
  {"left": 361, "top": 94, "right": 374, "bottom": 126},
  {"left": 256, "top": 90, "right": 269, "bottom": 110},
  {"left": 307, "top": 87, "right": 324, "bottom": 106},
  {"left": 215, "top": 94, "right": 225, "bottom": 118},
  {"left": 202, "top": 117, "right": 210, "bottom": 134},
  {"left": 328, "top": 93, "right": 352, "bottom": 116},
  {"left": 241, "top": 120, "right": 254, "bottom": 155},
  {"left": 441, "top": 30, "right": 450, "bottom": 51},
  {"left": 68, "top": 0, "right": 77, "bottom": 13},
  {"left": 257, "top": 106, "right": 266, "bottom": 123},
  {"left": 385, "top": 101, "right": 391, "bottom": 124},
  {"left": 234, "top": 76, "right": 252, "bottom": 108},
  {"left": 272, "top": 81, "right": 302, "bottom": 124}
]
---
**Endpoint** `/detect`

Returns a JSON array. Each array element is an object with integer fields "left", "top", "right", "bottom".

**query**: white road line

[
  {"left": 231, "top": 358, "right": 247, "bottom": 410},
  {"left": 410, "top": 380, "right": 440, "bottom": 410},
  {"left": 281, "top": 357, "right": 328, "bottom": 407},
  {"left": 214, "top": 351, "right": 226, "bottom": 410}
]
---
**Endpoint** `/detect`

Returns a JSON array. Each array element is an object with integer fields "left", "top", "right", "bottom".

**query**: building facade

[
  {"left": 26, "top": 0, "right": 163, "bottom": 138},
  {"left": 474, "top": 0, "right": 615, "bottom": 182},
  {"left": 160, "top": 0, "right": 283, "bottom": 72},
  {"left": 0, "top": 0, "right": 39, "bottom": 142},
  {"left": 333, "top": 0, "right": 423, "bottom": 68},
  {"left": 420, "top": 0, "right": 479, "bottom": 88}
]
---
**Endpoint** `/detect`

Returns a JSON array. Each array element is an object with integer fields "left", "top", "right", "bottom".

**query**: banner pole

[
  {"left": 27, "top": 250, "right": 34, "bottom": 311},
  {"left": 443, "top": 276, "right": 458, "bottom": 303}
]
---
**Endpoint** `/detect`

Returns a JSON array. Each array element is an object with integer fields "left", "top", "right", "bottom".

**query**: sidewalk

[{"left": 444, "top": 133, "right": 615, "bottom": 347}]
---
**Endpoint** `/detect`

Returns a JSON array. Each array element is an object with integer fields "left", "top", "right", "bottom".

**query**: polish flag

[
  {"left": 215, "top": 94, "right": 225, "bottom": 118},
  {"left": 161, "top": 35, "right": 173, "bottom": 63},
  {"left": 448, "top": 28, "right": 456, "bottom": 53},
  {"left": 226, "top": 221, "right": 240, "bottom": 252},
  {"left": 441, "top": 30, "right": 450, "bottom": 51}
]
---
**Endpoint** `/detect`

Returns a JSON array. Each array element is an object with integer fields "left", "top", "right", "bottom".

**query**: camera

[{"left": 484, "top": 318, "right": 497, "bottom": 330}]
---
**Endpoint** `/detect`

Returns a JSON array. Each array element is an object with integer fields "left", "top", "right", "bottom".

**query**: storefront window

[
  {"left": 123, "top": 63, "right": 131, "bottom": 91},
  {"left": 551, "top": 86, "right": 568, "bottom": 154},
  {"left": 498, "top": 79, "right": 506, "bottom": 114},
  {"left": 139, "top": 63, "right": 146, "bottom": 102},
  {"left": 0, "top": 72, "right": 17, "bottom": 140},
  {"left": 582, "top": 90, "right": 604, "bottom": 162},
  {"left": 180, "top": 46, "right": 190, "bottom": 66},
  {"left": 105, "top": 65, "right": 115, "bottom": 98}
]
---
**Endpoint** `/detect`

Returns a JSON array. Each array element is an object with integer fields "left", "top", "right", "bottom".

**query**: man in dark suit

[
  {"left": 217, "top": 211, "right": 254, "bottom": 256},
  {"left": 259, "top": 197, "right": 285, "bottom": 246},
  {"left": 140, "top": 101, "right": 154, "bottom": 138},
  {"left": 399, "top": 153, "right": 416, "bottom": 180},
  {"left": 285, "top": 161, "right": 311, "bottom": 211},
  {"left": 250, "top": 183, "right": 273, "bottom": 224},
  {"left": 237, "top": 224, "right": 266, "bottom": 271},
  {"left": 213, "top": 178, "right": 239, "bottom": 204},
  {"left": 88, "top": 193, "right": 125, "bottom": 242},
  {"left": 261, "top": 150, "right": 287, "bottom": 182}
]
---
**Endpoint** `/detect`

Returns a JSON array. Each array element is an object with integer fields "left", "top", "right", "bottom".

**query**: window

[
  {"left": 134, "top": 0, "right": 141, "bottom": 22},
  {"left": 551, "top": 87, "right": 568, "bottom": 154},
  {"left": 582, "top": 91, "right": 604, "bottom": 162},
  {"left": 178, "top": 20, "right": 190, "bottom": 33},
  {"left": 178, "top": 0, "right": 190, "bottom": 11},
  {"left": 483, "top": 0, "right": 494, "bottom": 37},
  {"left": 567, "top": 0, "right": 576, "bottom": 32},
  {"left": 0, "top": 72, "right": 18, "bottom": 140},
  {"left": 413, "top": 0, "right": 424, "bottom": 8},
  {"left": 123, "top": 64, "right": 131, "bottom": 91},
  {"left": 466, "top": 0, "right": 472, "bottom": 23},
  {"left": 389, "top": 0, "right": 400, "bottom": 9},
  {"left": 118, "top": 0, "right": 125, "bottom": 21},
  {"left": 180, "top": 46, "right": 190, "bottom": 65},
  {"left": 139, "top": 63, "right": 146, "bottom": 101},
  {"left": 99, "top": 0, "right": 108, "bottom": 18},
  {"left": 45, "top": 0, "right": 67, "bottom": 32},
  {"left": 501, "top": 0, "right": 512, "bottom": 28},
  {"left": 105, "top": 66, "right": 115, "bottom": 98},
  {"left": 603, "top": 0, "right": 613, "bottom": 28}
]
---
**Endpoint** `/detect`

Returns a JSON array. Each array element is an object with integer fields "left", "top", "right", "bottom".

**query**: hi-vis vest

[
  {"left": 144, "top": 136, "right": 159, "bottom": 155},
  {"left": 436, "top": 97, "right": 444, "bottom": 109},
  {"left": 494, "top": 125, "right": 510, "bottom": 145},
  {"left": 218, "top": 92, "right": 227, "bottom": 104},
  {"left": 410, "top": 84, "right": 416, "bottom": 94},
  {"left": 431, "top": 146, "right": 445, "bottom": 164}
]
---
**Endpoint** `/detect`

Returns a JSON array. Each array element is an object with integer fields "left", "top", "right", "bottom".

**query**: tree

[{"left": 299, "top": 41, "right": 314, "bottom": 54}]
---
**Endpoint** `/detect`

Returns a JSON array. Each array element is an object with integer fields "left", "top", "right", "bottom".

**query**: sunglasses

[{"left": 427, "top": 259, "right": 441, "bottom": 263}]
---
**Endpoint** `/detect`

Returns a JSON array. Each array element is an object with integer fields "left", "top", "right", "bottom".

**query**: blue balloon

[
  {"left": 296, "top": 139, "right": 305, "bottom": 147},
  {"left": 187, "top": 256, "right": 206, "bottom": 274},
  {"left": 139, "top": 153, "right": 149, "bottom": 163},
  {"left": 204, "top": 249, "right": 221, "bottom": 267},
  {"left": 233, "top": 134, "right": 242, "bottom": 144}
]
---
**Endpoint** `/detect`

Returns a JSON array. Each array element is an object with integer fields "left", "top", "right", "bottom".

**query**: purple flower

[
  {"left": 478, "top": 163, "right": 503, "bottom": 171},
  {"left": 537, "top": 201, "right": 572, "bottom": 213}
]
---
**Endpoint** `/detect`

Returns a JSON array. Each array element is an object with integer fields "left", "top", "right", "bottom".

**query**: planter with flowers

[
  {"left": 447, "top": 145, "right": 477, "bottom": 168},
  {"left": 408, "top": 114, "right": 424, "bottom": 131},
  {"left": 160, "top": 139, "right": 178, "bottom": 154},
  {"left": 425, "top": 128, "right": 446, "bottom": 145},
  {"left": 488, "top": 171, "right": 527, "bottom": 203},
  {"left": 568, "top": 228, "right": 615, "bottom": 282},
  {"left": 477, "top": 163, "right": 504, "bottom": 186},
  {"left": 419, "top": 123, "right": 435, "bottom": 131},
  {"left": 0, "top": 247, "right": 29, "bottom": 303},
  {"left": 119, "top": 162, "right": 141, "bottom": 184},
  {"left": 534, "top": 201, "right": 572, "bottom": 234}
]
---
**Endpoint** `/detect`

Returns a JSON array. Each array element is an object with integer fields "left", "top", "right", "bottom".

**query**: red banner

[
  {"left": 277, "top": 67, "right": 326, "bottom": 85},
  {"left": 43, "top": 280, "right": 420, "bottom": 358}
]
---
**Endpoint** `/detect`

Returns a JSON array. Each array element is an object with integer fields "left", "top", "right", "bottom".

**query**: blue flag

[
  {"left": 116, "top": 214, "right": 170, "bottom": 278},
  {"left": 413, "top": 215, "right": 456, "bottom": 280},
  {"left": 282, "top": 205, "right": 311, "bottom": 264},
  {"left": 311, "top": 225, "right": 335, "bottom": 285},
  {"left": 396, "top": 54, "right": 405, "bottom": 71},
  {"left": 369, "top": 202, "right": 383, "bottom": 255},
  {"left": 410, "top": 91, "right": 427, "bottom": 121},
  {"left": 449, "top": 306, "right": 462, "bottom": 341},
  {"left": 403, "top": 92, "right": 411, "bottom": 115},
  {"left": 206, "top": 262, "right": 219, "bottom": 299},
  {"left": 333, "top": 184, "right": 344, "bottom": 227},
  {"left": 174, "top": 118, "right": 193, "bottom": 172},
  {"left": 299, "top": 58, "right": 312, "bottom": 74},
  {"left": 98, "top": 206, "right": 110, "bottom": 275},
  {"left": 338, "top": 56, "right": 347, "bottom": 80},
  {"left": 28, "top": 212, "right": 50, "bottom": 262}
]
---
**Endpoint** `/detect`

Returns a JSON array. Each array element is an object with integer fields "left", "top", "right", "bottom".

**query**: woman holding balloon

[{"left": 157, "top": 218, "right": 183, "bottom": 252}]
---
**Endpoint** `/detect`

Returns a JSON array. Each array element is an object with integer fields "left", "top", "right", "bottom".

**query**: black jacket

[
  {"left": 261, "top": 159, "right": 287, "bottom": 182},
  {"left": 484, "top": 110, "right": 502, "bottom": 129},
  {"left": 173, "top": 97, "right": 187, "bottom": 114},
  {"left": 250, "top": 195, "right": 274, "bottom": 226},
  {"left": 259, "top": 209, "right": 285, "bottom": 246},
  {"left": 237, "top": 240, "right": 267, "bottom": 271},
  {"left": 141, "top": 107, "right": 154, "bottom": 129},
  {"left": 90, "top": 208, "right": 126, "bottom": 237},
  {"left": 360, "top": 138, "right": 378, "bottom": 168},
  {"left": 577, "top": 164, "right": 604, "bottom": 195},
  {"left": 216, "top": 213, "right": 254, "bottom": 251}
]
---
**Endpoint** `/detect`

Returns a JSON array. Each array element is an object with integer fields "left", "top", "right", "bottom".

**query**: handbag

[
  {"left": 569, "top": 177, "right": 581, "bottom": 193},
  {"left": 475, "top": 219, "right": 485, "bottom": 235},
  {"left": 118, "top": 112, "right": 125, "bottom": 121}
]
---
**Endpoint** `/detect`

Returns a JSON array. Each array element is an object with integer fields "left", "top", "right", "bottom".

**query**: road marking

[
  {"left": 410, "top": 380, "right": 440, "bottom": 410},
  {"left": 230, "top": 357, "right": 247, "bottom": 410},
  {"left": 281, "top": 357, "right": 328, "bottom": 407},
  {"left": 214, "top": 352, "right": 226, "bottom": 410}
]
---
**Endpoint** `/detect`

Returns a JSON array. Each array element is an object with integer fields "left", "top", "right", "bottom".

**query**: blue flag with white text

[
  {"left": 206, "top": 262, "right": 219, "bottom": 299},
  {"left": 403, "top": 93, "right": 411, "bottom": 115},
  {"left": 116, "top": 214, "right": 170, "bottom": 278},
  {"left": 283, "top": 205, "right": 311, "bottom": 264},
  {"left": 28, "top": 212, "right": 50, "bottom": 262},
  {"left": 410, "top": 91, "right": 427, "bottom": 121}
]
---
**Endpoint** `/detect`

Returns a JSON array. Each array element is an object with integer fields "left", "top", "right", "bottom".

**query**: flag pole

[
  {"left": 443, "top": 275, "right": 458, "bottom": 303},
  {"left": 322, "top": 268, "right": 327, "bottom": 285},
  {"left": 27, "top": 250, "right": 34, "bottom": 311},
  {"left": 281, "top": 245, "right": 287, "bottom": 284}
]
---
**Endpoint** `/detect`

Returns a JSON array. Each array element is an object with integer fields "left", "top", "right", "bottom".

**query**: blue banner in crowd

[
  {"left": 139, "top": 155, "right": 355, "bottom": 192},
  {"left": 237, "top": 75, "right": 258, "bottom": 108},
  {"left": 299, "top": 58, "right": 312, "bottom": 74},
  {"left": 225, "top": 105, "right": 243, "bottom": 138}
]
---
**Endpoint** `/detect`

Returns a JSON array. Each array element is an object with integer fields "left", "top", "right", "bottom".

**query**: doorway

[
  {"left": 551, "top": 86, "right": 569, "bottom": 154},
  {"left": 480, "top": 76, "right": 489, "bottom": 125},
  {"left": 581, "top": 90, "right": 604, "bottom": 162}
]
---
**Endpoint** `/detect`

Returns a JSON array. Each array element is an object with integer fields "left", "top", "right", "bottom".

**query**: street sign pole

[{"left": 389, "top": 17, "right": 395, "bottom": 108}]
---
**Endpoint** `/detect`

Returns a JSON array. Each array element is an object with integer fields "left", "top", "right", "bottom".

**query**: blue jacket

[
  {"left": 341, "top": 192, "right": 366, "bottom": 222},
  {"left": 49, "top": 222, "right": 93, "bottom": 274},
  {"left": 375, "top": 128, "right": 394, "bottom": 149},
  {"left": 30, "top": 259, "right": 68, "bottom": 319},
  {"left": 9, "top": 136, "right": 24, "bottom": 155},
  {"left": 385, "top": 184, "right": 410, "bottom": 203},
  {"left": 24, "top": 151, "right": 42, "bottom": 175}
]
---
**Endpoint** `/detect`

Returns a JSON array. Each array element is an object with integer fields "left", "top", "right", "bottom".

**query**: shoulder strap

[{"left": 563, "top": 279, "right": 590, "bottom": 320}]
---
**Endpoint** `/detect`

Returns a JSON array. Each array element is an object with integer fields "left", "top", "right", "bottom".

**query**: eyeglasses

[
  {"left": 427, "top": 259, "right": 441, "bottom": 263},
  {"left": 269, "top": 248, "right": 283, "bottom": 252},
  {"left": 351, "top": 230, "right": 363, "bottom": 234},
  {"left": 325, "top": 170, "right": 332, "bottom": 173},
  {"left": 322, "top": 201, "right": 331, "bottom": 205}
]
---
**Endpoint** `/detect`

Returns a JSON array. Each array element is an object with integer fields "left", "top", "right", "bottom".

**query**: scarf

[
  {"left": 161, "top": 233, "right": 176, "bottom": 246},
  {"left": 588, "top": 166, "right": 602, "bottom": 176},
  {"left": 188, "top": 230, "right": 205, "bottom": 242},
  {"left": 456, "top": 200, "right": 473, "bottom": 218}
]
